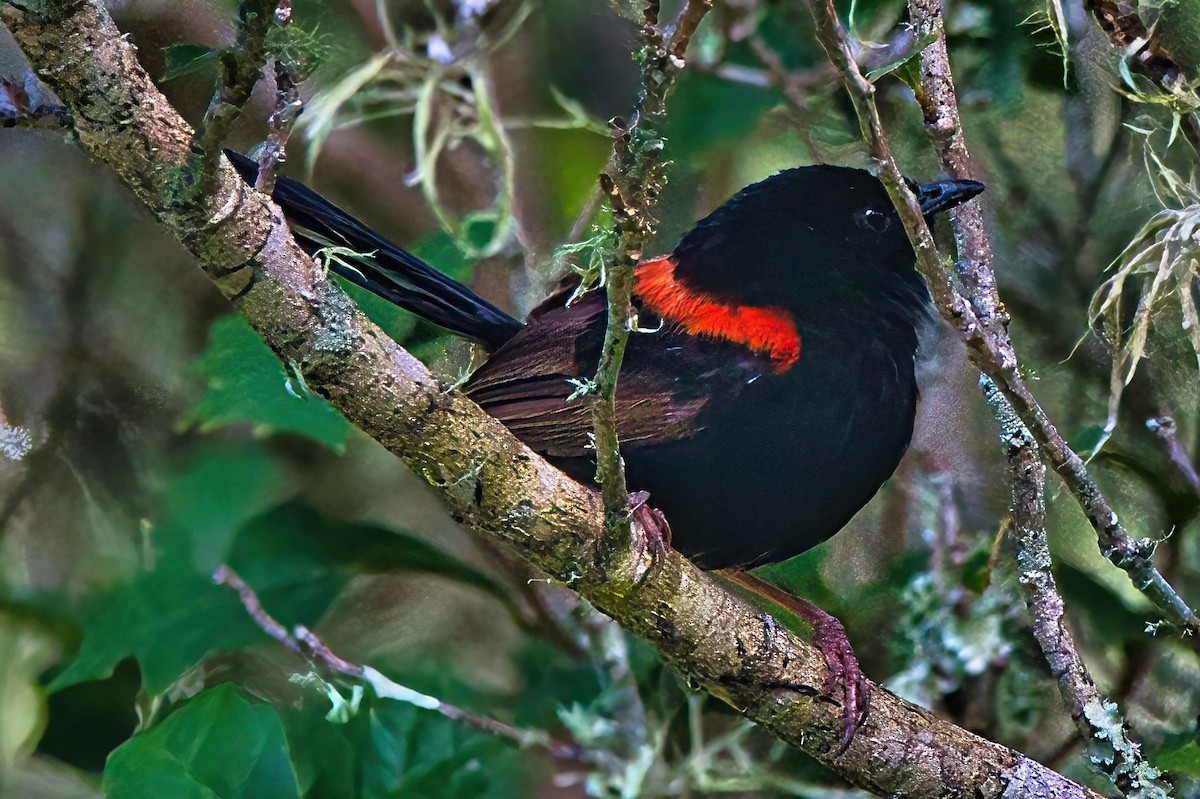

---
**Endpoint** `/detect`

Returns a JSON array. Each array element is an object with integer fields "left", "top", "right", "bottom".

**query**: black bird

[{"left": 227, "top": 149, "right": 983, "bottom": 742}]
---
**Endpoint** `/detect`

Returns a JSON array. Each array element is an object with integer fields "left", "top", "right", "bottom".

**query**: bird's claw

[
  {"left": 809, "top": 609, "right": 871, "bottom": 753},
  {"left": 628, "top": 490, "right": 671, "bottom": 583}
]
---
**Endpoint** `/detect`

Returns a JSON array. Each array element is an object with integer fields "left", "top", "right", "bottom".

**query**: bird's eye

[{"left": 854, "top": 208, "right": 891, "bottom": 233}]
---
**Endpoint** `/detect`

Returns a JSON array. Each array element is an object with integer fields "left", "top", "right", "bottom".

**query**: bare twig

[
  {"left": 591, "top": 0, "right": 713, "bottom": 573},
  {"left": 1147, "top": 415, "right": 1200, "bottom": 501},
  {"left": 194, "top": 0, "right": 277, "bottom": 188},
  {"left": 988, "top": 379, "right": 1170, "bottom": 798},
  {"left": 254, "top": 0, "right": 302, "bottom": 193},
  {"left": 212, "top": 565, "right": 301, "bottom": 653},
  {"left": 214, "top": 563, "right": 585, "bottom": 761},
  {"left": 801, "top": 0, "right": 1198, "bottom": 633}
]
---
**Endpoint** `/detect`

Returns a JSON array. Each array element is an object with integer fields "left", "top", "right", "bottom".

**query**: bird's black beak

[{"left": 916, "top": 178, "right": 985, "bottom": 217}]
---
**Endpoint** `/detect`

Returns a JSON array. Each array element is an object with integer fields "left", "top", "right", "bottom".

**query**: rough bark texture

[
  {"left": 0, "top": 1, "right": 1104, "bottom": 796},
  {"left": 989, "top": 381, "right": 1168, "bottom": 797}
]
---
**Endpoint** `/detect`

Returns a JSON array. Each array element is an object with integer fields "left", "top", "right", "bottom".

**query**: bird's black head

[{"left": 670, "top": 165, "right": 983, "bottom": 334}]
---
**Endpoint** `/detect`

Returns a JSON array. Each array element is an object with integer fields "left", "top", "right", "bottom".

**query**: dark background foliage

[{"left": 1, "top": 0, "right": 1199, "bottom": 795}]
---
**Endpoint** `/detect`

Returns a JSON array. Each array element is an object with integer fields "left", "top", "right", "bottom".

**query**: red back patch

[{"left": 633, "top": 257, "right": 801, "bottom": 371}]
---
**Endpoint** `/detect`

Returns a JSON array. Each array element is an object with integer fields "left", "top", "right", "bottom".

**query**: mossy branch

[
  {"left": 192, "top": 0, "right": 277, "bottom": 192},
  {"left": 592, "top": 0, "right": 712, "bottom": 568}
]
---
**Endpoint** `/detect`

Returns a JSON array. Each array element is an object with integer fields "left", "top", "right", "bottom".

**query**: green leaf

[
  {"left": 1067, "top": 424, "right": 1108, "bottom": 456},
  {"left": 228, "top": 502, "right": 518, "bottom": 625},
  {"left": 862, "top": 30, "right": 938, "bottom": 84},
  {"left": 662, "top": 72, "right": 775, "bottom": 162},
  {"left": 185, "top": 315, "right": 352, "bottom": 452},
  {"left": 1154, "top": 734, "right": 1200, "bottom": 776},
  {"left": 160, "top": 44, "right": 222, "bottom": 82},
  {"left": 158, "top": 440, "right": 290, "bottom": 571},
  {"left": 103, "top": 684, "right": 301, "bottom": 799},
  {"left": 0, "top": 613, "right": 57, "bottom": 781},
  {"left": 753, "top": 542, "right": 836, "bottom": 608},
  {"left": 49, "top": 491, "right": 522, "bottom": 696},
  {"left": 277, "top": 688, "right": 522, "bottom": 798},
  {"left": 1056, "top": 563, "right": 1154, "bottom": 643},
  {"left": 48, "top": 442, "right": 287, "bottom": 694},
  {"left": 47, "top": 567, "right": 258, "bottom": 696},
  {"left": 353, "top": 701, "right": 504, "bottom": 798},
  {"left": 890, "top": 56, "right": 925, "bottom": 93}
]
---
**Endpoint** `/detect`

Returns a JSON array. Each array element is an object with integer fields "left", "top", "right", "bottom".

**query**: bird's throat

[{"left": 633, "top": 257, "right": 801, "bottom": 371}]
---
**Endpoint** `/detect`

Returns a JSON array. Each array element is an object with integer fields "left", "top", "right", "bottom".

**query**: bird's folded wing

[{"left": 464, "top": 293, "right": 710, "bottom": 458}]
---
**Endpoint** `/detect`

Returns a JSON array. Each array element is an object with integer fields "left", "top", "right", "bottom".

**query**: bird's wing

[{"left": 464, "top": 292, "right": 720, "bottom": 459}]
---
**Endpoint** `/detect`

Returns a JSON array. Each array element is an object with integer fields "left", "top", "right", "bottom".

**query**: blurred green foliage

[{"left": 2, "top": 0, "right": 1200, "bottom": 797}]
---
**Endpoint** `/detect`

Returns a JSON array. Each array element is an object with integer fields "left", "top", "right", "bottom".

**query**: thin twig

[
  {"left": 907, "top": 0, "right": 1200, "bottom": 636},
  {"left": 907, "top": 0, "right": 999, "bottom": 317},
  {"left": 214, "top": 563, "right": 585, "bottom": 761},
  {"left": 802, "top": 0, "right": 1200, "bottom": 633},
  {"left": 987, "top": 379, "right": 1170, "bottom": 798},
  {"left": 1147, "top": 415, "right": 1200, "bottom": 501},
  {"left": 254, "top": 0, "right": 302, "bottom": 193},
  {"left": 212, "top": 564, "right": 301, "bottom": 653},
  {"left": 194, "top": 0, "right": 277, "bottom": 189},
  {"left": 591, "top": 0, "right": 713, "bottom": 574}
]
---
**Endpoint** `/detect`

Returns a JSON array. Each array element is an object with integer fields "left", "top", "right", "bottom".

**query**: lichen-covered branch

[
  {"left": 592, "top": 0, "right": 713, "bottom": 562},
  {"left": 987, "top": 379, "right": 1170, "bottom": 799},
  {"left": 0, "top": 0, "right": 1104, "bottom": 794},
  {"left": 907, "top": 0, "right": 1200, "bottom": 636},
  {"left": 804, "top": 0, "right": 1200, "bottom": 635}
]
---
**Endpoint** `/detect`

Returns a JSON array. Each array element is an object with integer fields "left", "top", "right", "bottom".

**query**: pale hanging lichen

[{"left": 1087, "top": 147, "right": 1200, "bottom": 453}]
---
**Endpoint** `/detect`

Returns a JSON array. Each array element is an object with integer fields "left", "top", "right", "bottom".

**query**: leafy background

[{"left": 2, "top": 0, "right": 1200, "bottom": 796}]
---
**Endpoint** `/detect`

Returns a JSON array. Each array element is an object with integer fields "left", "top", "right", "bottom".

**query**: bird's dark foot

[
  {"left": 720, "top": 569, "right": 869, "bottom": 752},
  {"left": 805, "top": 603, "right": 870, "bottom": 753},
  {"left": 628, "top": 490, "right": 671, "bottom": 583}
]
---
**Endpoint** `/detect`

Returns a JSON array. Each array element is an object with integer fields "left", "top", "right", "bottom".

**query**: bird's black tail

[{"left": 225, "top": 150, "right": 524, "bottom": 351}]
